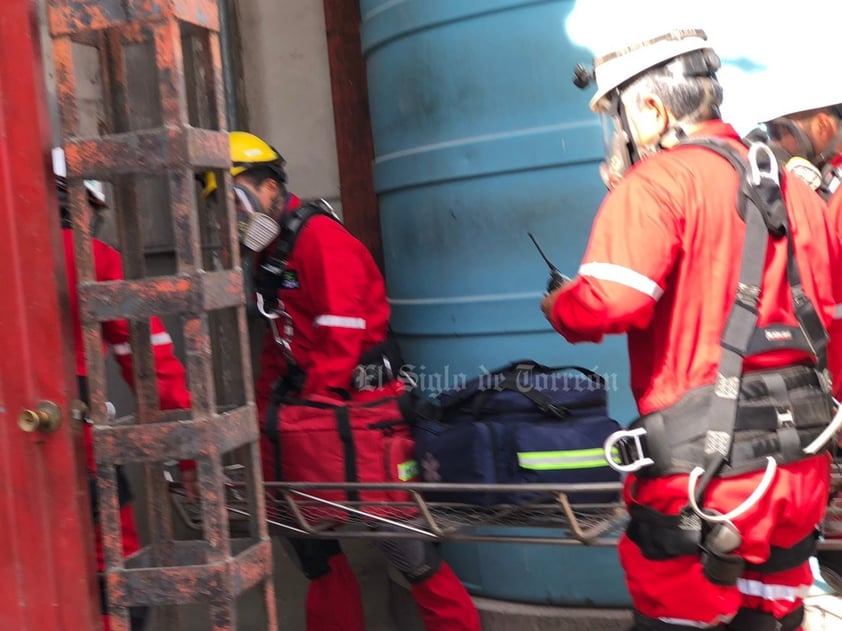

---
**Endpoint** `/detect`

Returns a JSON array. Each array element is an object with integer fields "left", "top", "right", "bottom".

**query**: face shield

[
  {"left": 233, "top": 184, "right": 280, "bottom": 252},
  {"left": 765, "top": 118, "right": 816, "bottom": 164},
  {"left": 597, "top": 92, "right": 638, "bottom": 190}
]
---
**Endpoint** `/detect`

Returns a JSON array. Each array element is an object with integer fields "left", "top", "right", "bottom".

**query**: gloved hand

[{"left": 540, "top": 282, "right": 570, "bottom": 321}]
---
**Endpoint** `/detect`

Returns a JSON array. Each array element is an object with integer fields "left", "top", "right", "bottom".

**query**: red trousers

[
  {"left": 305, "top": 552, "right": 481, "bottom": 631},
  {"left": 620, "top": 453, "right": 830, "bottom": 628}
]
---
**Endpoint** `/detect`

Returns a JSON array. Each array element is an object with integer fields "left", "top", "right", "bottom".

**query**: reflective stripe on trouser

[{"left": 619, "top": 453, "right": 829, "bottom": 627}]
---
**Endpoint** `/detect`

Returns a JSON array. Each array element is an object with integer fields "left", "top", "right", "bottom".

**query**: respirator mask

[{"left": 234, "top": 184, "right": 280, "bottom": 252}]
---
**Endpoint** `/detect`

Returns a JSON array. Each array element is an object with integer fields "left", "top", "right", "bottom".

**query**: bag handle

[
  {"left": 470, "top": 375, "right": 569, "bottom": 419},
  {"left": 502, "top": 360, "right": 606, "bottom": 388},
  {"left": 438, "top": 360, "right": 605, "bottom": 413}
]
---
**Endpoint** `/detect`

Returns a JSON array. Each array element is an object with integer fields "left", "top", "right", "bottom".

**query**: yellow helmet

[
  {"left": 230, "top": 131, "right": 285, "bottom": 177},
  {"left": 203, "top": 131, "right": 286, "bottom": 198}
]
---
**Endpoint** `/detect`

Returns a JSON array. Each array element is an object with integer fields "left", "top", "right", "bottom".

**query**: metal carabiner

[
  {"left": 603, "top": 426, "right": 655, "bottom": 473},
  {"left": 803, "top": 397, "right": 842, "bottom": 455},
  {"left": 748, "top": 142, "right": 780, "bottom": 187},
  {"left": 255, "top": 293, "right": 294, "bottom": 353},
  {"left": 687, "top": 456, "right": 777, "bottom": 523}
]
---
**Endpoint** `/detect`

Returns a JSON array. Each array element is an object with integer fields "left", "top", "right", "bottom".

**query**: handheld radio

[{"left": 528, "top": 232, "right": 570, "bottom": 292}]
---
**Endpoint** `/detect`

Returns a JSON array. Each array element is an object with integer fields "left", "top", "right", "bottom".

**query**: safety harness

[
  {"left": 257, "top": 201, "right": 406, "bottom": 479},
  {"left": 605, "top": 138, "right": 838, "bottom": 588},
  {"left": 255, "top": 199, "right": 404, "bottom": 397},
  {"left": 253, "top": 199, "right": 341, "bottom": 393}
]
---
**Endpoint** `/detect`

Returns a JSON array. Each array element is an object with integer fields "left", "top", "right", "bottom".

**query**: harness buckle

[
  {"left": 776, "top": 406, "right": 795, "bottom": 428},
  {"left": 604, "top": 427, "right": 655, "bottom": 473}
]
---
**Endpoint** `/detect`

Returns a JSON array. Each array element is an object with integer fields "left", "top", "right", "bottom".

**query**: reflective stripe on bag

[{"left": 517, "top": 448, "right": 615, "bottom": 471}]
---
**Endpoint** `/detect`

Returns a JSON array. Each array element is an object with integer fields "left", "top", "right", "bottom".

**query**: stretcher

[
  {"left": 169, "top": 464, "right": 842, "bottom": 550},
  {"left": 169, "top": 465, "right": 627, "bottom": 546}
]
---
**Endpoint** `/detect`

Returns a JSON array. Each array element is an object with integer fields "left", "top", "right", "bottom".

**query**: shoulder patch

[{"left": 280, "top": 269, "right": 300, "bottom": 290}]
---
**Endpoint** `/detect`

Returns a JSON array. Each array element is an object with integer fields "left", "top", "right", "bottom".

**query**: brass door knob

[{"left": 18, "top": 401, "right": 62, "bottom": 433}]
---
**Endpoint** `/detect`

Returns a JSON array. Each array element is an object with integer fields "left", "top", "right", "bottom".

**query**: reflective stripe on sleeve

[
  {"left": 313, "top": 315, "right": 366, "bottom": 330},
  {"left": 578, "top": 262, "right": 664, "bottom": 300},
  {"left": 833, "top": 304, "right": 842, "bottom": 319},
  {"left": 111, "top": 332, "right": 173, "bottom": 356}
]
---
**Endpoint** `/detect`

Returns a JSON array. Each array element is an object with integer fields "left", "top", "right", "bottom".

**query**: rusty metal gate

[{"left": 2, "top": 0, "right": 277, "bottom": 629}]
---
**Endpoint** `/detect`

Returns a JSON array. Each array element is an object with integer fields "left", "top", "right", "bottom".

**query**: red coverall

[
  {"left": 819, "top": 156, "right": 842, "bottom": 548},
  {"left": 548, "top": 121, "right": 842, "bottom": 629},
  {"left": 825, "top": 155, "right": 842, "bottom": 240},
  {"left": 254, "top": 196, "right": 480, "bottom": 631},
  {"left": 63, "top": 229, "right": 192, "bottom": 630}
]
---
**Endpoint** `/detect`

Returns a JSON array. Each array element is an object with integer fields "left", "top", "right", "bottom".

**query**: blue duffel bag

[{"left": 412, "top": 360, "right": 622, "bottom": 505}]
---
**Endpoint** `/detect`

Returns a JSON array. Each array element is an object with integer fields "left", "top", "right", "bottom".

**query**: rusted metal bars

[{"left": 48, "top": 1, "right": 276, "bottom": 629}]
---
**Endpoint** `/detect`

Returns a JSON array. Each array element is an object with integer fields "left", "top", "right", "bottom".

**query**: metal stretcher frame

[
  {"left": 171, "top": 479, "right": 628, "bottom": 546},
  {"left": 171, "top": 472, "right": 842, "bottom": 551}
]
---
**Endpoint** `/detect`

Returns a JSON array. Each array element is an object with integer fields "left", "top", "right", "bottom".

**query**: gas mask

[{"left": 233, "top": 184, "right": 280, "bottom": 252}]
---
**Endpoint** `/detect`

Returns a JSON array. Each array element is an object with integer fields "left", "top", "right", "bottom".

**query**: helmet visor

[{"left": 598, "top": 95, "right": 634, "bottom": 189}]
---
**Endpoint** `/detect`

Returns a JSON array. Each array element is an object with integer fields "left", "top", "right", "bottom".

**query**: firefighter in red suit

[
  {"left": 756, "top": 90, "right": 842, "bottom": 239},
  {"left": 753, "top": 90, "right": 842, "bottom": 593},
  {"left": 541, "top": 31, "right": 842, "bottom": 630},
  {"left": 54, "top": 148, "right": 192, "bottom": 631},
  {"left": 211, "top": 131, "right": 481, "bottom": 631}
]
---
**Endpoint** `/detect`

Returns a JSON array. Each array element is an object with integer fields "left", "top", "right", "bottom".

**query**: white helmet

[
  {"left": 754, "top": 81, "right": 842, "bottom": 124},
  {"left": 51, "top": 147, "right": 107, "bottom": 206},
  {"left": 587, "top": 29, "right": 715, "bottom": 112}
]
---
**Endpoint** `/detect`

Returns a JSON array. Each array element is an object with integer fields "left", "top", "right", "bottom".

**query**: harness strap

[
  {"left": 762, "top": 372, "right": 802, "bottom": 462},
  {"left": 334, "top": 406, "right": 360, "bottom": 501},
  {"left": 254, "top": 201, "right": 342, "bottom": 373},
  {"left": 692, "top": 144, "right": 771, "bottom": 504},
  {"left": 626, "top": 503, "right": 700, "bottom": 559},
  {"left": 744, "top": 530, "right": 817, "bottom": 574},
  {"left": 627, "top": 504, "right": 817, "bottom": 569},
  {"left": 789, "top": 239, "right": 831, "bottom": 382}
]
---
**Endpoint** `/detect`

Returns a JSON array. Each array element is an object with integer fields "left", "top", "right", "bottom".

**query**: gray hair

[{"left": 622, "top": 52, "right": 723, "bottom": 124}]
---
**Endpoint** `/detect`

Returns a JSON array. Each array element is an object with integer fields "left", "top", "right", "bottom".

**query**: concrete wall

[{"left": 236, "top": 0, "right": 342, "bottom": 211}]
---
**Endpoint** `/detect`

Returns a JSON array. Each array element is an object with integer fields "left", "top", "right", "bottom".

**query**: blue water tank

[
  {"left": 360, "top": 0, "right": 632, "bottom": 607},
  {"left": 360, "top": 0, "right": 636, "bottom": 421}
]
